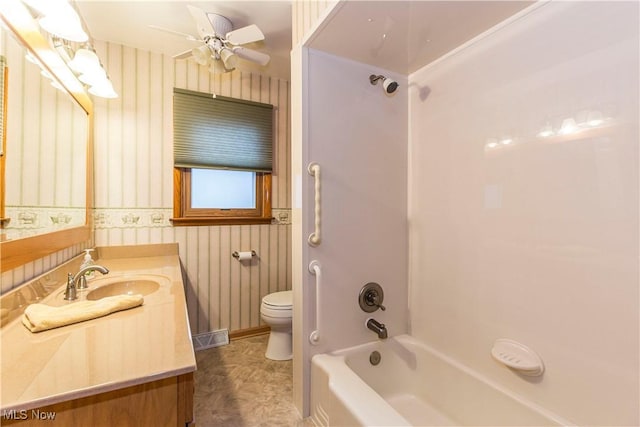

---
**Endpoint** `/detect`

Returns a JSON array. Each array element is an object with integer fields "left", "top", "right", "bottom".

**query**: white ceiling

[
  {"left": 309, "top": 1, "right": 534, "bottom": 75},
  {"left": 76, "top": 1, "right": 293, "bottom": 80},
  {"left": 76, "top": 1, "right": 533, "bottom": 81}
]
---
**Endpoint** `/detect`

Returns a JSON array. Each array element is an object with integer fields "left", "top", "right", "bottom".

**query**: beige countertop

[{"left": 0, "top": 244, "right": 196, "bottom": 411}]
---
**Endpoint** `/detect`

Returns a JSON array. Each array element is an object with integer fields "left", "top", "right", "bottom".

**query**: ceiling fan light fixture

[
  {"left": 164, "top": 5, "right": 271, "bottom": 71},
  {"left": 219, "top": 47, "right": 238, "bottom": 70},
  {"left": 192, "top": 44, "right": 211, "bottom": 66}
]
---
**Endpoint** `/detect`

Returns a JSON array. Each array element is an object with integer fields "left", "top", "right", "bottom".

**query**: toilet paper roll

[{"left": 237, "top": 251, "right": 253, "bottom": 261}]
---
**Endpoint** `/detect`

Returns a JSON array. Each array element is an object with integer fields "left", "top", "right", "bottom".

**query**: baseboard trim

[{"left": 229, "top": 325, "right": 271, "bottom": 341}]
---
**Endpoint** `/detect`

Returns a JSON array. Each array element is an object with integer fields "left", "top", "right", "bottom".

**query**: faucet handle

[
  {"left": 365, "top": 290, "right": 385, "bottom": 311},
  {"left": 76, "top": 275, "right": 88, "bottom": 290},
  {"left": 64, "top": 273, "right": 77, "bottom": 301}
]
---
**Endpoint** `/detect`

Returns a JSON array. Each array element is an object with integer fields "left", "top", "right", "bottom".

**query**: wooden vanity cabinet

[{"left": 2, "top": 373, "right": 194, "bottom": 427}]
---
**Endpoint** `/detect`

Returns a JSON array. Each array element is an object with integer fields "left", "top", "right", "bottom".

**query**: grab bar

[
  {"left": 308, "top": 162, "right": 321, "bottom": 246},
  {"left": 308, "top": 260, "right": 321, "bottom": 345}
]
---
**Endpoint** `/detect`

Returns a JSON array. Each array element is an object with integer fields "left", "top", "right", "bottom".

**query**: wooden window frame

[{"left": 171, "top": 167, "right": 272, "bottom": 226}]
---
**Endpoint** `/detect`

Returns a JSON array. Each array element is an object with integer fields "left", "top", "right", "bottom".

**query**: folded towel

[{"left": 22, "top": 294, "right": 144, "bottom": 333}]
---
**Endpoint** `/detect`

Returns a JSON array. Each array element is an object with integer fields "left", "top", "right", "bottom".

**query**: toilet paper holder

[{"left": 232, "top": 250, "right": 257, "bottom": 260}]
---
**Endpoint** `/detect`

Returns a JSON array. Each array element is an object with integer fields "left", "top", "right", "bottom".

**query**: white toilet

[{"left": 260, "top": 290, "right": 293, "bottom": 360}]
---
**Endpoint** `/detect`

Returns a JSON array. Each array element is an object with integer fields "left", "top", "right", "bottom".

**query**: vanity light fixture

[
  {"left": 585, "top": 110, "right": 604, "bottom": 127},
  {"left": 78, "top": 69, "right": 104, "bottom": 86},
  {"left": 88, "top": 77, "right": 118, "bottom": 99},
  {"left": 68, "top": 46, "right": 101, "bottom": 74},
  {"left": 485, "top": 138, "right": 499, "bottom": 149},
  {"left": 23, "top": 0, "right": 88, "bottom": 42},
  {"left": 38, "top": 11, "right": 87, "bottom": 42},
  {"left": 537, "top": 123, "right": 554, "bottom": 138},
  {"left": 25, "top": 51, "right": 41, "bottom": 65},
  {"left": 46, "top": 19, "right": 118, "bottom": 99},
  {"left": 558, "top": 117, "right": 578, "bottom": 135},
  {"left": 38, "top": 65, "right": 73, "bottom": 92},
  {"left": 40, "top": 69, "right": 53, "bottom": 80},
  {"left": 50, "top": 80, "right": 66, "bottom": 91}
]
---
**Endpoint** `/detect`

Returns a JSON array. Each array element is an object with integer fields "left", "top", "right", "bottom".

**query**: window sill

[{"left": 170, "top": 217, "right": 273, "bottom": 226}]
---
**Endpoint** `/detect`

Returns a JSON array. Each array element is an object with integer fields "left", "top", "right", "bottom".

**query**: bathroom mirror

[{"left": 0, "top": 6, "right": 92, "bottom": 272}]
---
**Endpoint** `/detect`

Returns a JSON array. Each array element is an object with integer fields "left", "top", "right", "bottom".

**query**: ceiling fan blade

[
  {"left": 173, "top": 49, "right": 193, "bottom": 60},
  {"left": 232, "top": 46, "right": 270, "bottom": 66},
  {"left": 225, "top": 24, "right": 265, "bottom": 45},
  {"left": 187, "top": 5, "right": 216, "bottom": 38},
  {"left": 148, "top": 25, "right": 200, "bottom": 42}
]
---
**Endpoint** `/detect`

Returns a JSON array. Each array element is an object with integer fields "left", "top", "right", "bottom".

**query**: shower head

[{"left": 369, "top": 74, "right": 399, "bottom": 94}]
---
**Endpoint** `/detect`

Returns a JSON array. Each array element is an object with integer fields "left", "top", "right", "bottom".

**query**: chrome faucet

[
  {"left": 64, "top": 265, "right": 109, "bottom": 301},
  {"left": 366, "top": 318, "right": 388, "bottom": 339}
]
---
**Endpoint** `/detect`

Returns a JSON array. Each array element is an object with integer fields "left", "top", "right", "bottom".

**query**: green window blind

[{"left": 173, "top": 88, "right": 273, "bottom": 172}]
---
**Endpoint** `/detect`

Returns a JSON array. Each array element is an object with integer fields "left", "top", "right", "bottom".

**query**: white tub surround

[
  {"left": 0, "top": 244, "right": 196, "bottom": 413},
  {"left": 408, "top": 2, "right": 639, "bottom": 424},
  {"left": 311, "top": 335, "right": 570, "bottom": 426}
]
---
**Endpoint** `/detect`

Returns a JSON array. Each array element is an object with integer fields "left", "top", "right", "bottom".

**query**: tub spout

[{"left": 366, "top": 318, "right": 388, "bottom": 339}]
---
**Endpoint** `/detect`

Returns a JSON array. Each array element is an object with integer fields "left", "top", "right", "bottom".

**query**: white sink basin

[{"left": 86, "top": 279, "right": 160, "bottom": 300}]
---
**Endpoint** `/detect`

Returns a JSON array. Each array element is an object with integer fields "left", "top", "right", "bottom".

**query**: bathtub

[{"left": 310, "top": 335, "right": 569, "bottom": 426}]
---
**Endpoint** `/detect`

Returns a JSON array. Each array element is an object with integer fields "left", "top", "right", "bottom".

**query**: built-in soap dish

[{"left": 491, "top": 339, "right": 544, "bottom": 376}]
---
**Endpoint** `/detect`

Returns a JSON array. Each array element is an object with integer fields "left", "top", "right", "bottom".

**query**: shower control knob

[
  {"left": 365, "top": 290, "right": 385, "bottom": 311},
  {"left": 359, "top": 282, "right": 385, "bottom": 313}
]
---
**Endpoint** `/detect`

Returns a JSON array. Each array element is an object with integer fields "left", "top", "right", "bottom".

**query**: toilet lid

[{"left": 262, "top": 290, "right": 292, "bottom": 309}]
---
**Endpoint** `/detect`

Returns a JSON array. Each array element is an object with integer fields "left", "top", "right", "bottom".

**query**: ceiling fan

[{"left": 150, "top": 5, "right": 270, "bottom": 71}]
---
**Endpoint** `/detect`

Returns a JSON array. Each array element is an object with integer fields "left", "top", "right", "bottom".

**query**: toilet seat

[
  {"left": 261, "top": 306, "right": 292, "bottom": 318},
  {"left": 261, "top": 290, "right": 292, "bottom": 310}
]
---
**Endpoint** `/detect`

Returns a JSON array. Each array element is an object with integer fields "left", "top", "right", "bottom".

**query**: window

[
  {"left": 191, "top": 169, "right": 256, "bottom": 209},
  {"left": 172, "top": 88, "right": 273, "bottom": 225}
]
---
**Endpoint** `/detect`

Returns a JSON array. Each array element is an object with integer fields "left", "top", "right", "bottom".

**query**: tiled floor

[{"left": 194, "top": 334, "right": 307, "bottom": 427}]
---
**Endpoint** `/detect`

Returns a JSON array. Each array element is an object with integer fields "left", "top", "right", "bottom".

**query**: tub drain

[{"left": 369, "top": 351, "right": 381, "bottom": 366}]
